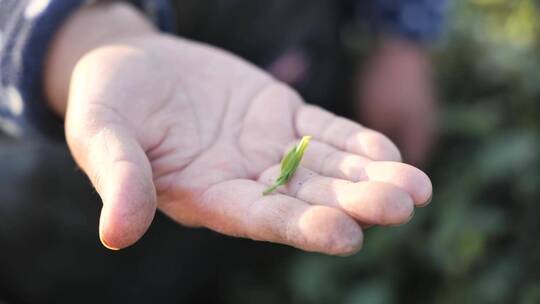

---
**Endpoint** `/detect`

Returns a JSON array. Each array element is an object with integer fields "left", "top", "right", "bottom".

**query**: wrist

[
  {"left": 45, "top": 2, "right": 156, "bottom": 117},
  {"left": 376, "top": 35, "right": 427, "bottom": 58}
]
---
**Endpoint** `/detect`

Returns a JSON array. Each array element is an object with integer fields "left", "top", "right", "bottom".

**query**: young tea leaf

[{"left": 263, "top": 136, "right": 312, "bottom": 195}]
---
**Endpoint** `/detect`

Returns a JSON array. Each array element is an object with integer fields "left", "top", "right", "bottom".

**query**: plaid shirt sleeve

[{"left": 0, "top": 0, "right": 175, "bottom": 139}]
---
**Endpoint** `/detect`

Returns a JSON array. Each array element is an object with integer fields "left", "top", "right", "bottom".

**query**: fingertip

[
  {"left": 343, "top": 182, "right": 414, "bottom": 226},
  {"left": 380, "top": 187, "right": 414, "bottom": 226},
  {"left": 98, "top": 165, "right": 157, "bottom": 250},
  {"left": 419, "top": 192, "right": 433, "bottom": 207},
  {"left": 365, "top": 162, "right": 433, "bottom": 206},
  {"left": 99, "top": 202, "right": 156, "bottom": 250},
  {"left": 298, "top": 206, "right": 363, "bottom": 256},
  {"left": 99, "top": 228, "right": 122, "bottom": 251},
  {"left": 332, "top": 215, "right": 364, "bottom": 256},
  {"left": 99, "top": 214, "right": 141, "bottom": 251},
  {"left": 335, "top": 231, "right": 363, "bottom": 257},
  {"left": 418, "top": 177, "right": 433, "bottom": 207}
]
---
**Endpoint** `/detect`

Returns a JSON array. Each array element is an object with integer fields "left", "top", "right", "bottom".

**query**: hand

[
  {"left": 356, "top": 37, "right": 437, "bottom": 167},
  {"left": 45, "top": 4, "right": 432, "bottom": 255}
]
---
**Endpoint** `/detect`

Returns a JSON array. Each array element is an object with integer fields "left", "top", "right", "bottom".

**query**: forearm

[
  {"left": 44, "top": 2, "right": 156, "bottom": 117},
  {"left": 357, "top": 36, "right": 436, "bottom": 166},
  {"left": 373, "top": 35, "right": 431, "bottom": 70}
]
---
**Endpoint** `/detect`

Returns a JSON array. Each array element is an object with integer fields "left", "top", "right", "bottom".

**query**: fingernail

[
  {"left": 100, "top": 233, "right": 121, "bottom": 251},
  {"left": 419, "top": 193, "right": 433, "bottom": 207},
  {"left": 388, "top": 209, "right": 415, "bottom": 228},
  {"left": 408, "top": 208, "right": 416, "bottom": 221}
]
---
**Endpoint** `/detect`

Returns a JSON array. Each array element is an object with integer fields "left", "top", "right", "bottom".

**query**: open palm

[{"left": 65, "top": 35, "right": 432, "bottom": 255}]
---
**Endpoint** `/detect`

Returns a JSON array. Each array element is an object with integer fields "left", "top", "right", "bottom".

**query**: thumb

[{"left": 66, "top": 110, "right": 157, "bottom": 250}]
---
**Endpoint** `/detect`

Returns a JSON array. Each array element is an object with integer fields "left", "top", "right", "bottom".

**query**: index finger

[{"left": 295, "top": 105, "right": 402, "bottom": 162}]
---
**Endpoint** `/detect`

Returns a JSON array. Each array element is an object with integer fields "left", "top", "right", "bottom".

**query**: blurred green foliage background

[{"left": 227, "top": 0, "right": 540, "bottom": 303}]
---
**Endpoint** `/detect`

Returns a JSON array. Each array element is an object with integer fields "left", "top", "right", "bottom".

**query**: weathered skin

[{"left": 44, "top": 3, "right": 432, "bottom": 255}]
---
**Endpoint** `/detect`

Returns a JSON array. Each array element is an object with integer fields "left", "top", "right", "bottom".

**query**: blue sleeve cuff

[
  {"left": 362, "top": 0, "right": 448, "bottom": 42},
  {"left": 0, "top": 0, "right": 175, "bottom": 139}
]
